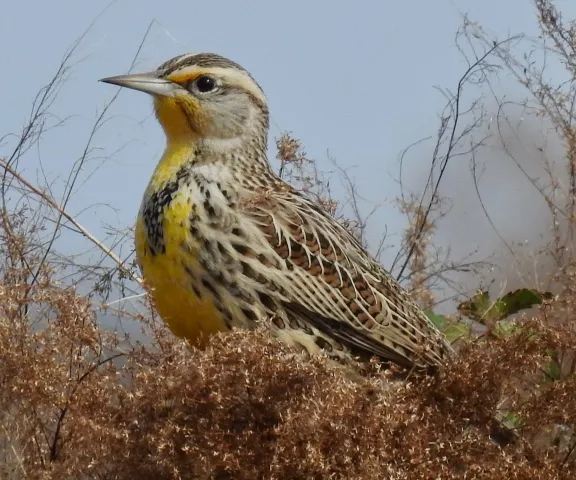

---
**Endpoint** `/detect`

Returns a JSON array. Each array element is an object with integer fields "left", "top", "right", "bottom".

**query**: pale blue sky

[{"left": 2, "top": 0, "right": 573, "bottom": 304}]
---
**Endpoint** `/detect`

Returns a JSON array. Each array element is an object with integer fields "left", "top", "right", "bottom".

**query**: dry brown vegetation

[
  {"left": 2, "top": 1, "right": 576, "bottom": 478},
  {"left": 1, "top": 252, "right": 576, "bottom": 478}
]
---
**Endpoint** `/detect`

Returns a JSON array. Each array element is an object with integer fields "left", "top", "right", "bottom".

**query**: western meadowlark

[{"left": 100, "top": 53, "right": 453, "bottom": 369}]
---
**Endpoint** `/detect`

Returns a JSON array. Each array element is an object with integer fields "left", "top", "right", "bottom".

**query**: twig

[
  {"left": 395, "top": 38, "right": 509, "bottom": 281},
  {"left": 0, "top": 157, "right": 142, "bottom": 285}
]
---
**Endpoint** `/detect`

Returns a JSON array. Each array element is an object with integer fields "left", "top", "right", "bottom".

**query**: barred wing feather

[{"left": 242, "top": 188, "right": 453, "bottom": 368}]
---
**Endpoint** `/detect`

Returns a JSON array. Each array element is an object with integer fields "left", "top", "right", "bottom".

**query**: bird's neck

[
  {"left": 149, "top": 130, "right": 271, "bottom": 191},
  {"left": 151, "top": 96, "right": 272, "bottom": 186}
]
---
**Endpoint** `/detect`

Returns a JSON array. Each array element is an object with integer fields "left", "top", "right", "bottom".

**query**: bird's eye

[{"left": 194, "top": 75, "right": 218, "bottom": 93}]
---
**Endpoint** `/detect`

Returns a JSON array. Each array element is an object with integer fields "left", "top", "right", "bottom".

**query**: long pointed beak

[{"left": 99, "top": 72, "right": 178, "bottom": 97}]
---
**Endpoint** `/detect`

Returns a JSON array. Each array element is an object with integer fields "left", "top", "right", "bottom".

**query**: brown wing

[{"left": 241, "top": 186, "right": 453, "bottom": 368}]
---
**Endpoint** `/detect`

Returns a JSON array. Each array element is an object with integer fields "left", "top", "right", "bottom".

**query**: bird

[{"left": 100, "top": 52, "right": 454, "bottom": 370}]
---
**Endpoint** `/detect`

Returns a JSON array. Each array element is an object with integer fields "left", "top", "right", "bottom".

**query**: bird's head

[{"left": 101, "top": 53, "right": 269, "bottom": 146}]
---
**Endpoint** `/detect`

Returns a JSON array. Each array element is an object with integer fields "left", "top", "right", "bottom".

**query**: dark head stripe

[{"left": 159, "top": 53, "right": 257, "bottom": 83}]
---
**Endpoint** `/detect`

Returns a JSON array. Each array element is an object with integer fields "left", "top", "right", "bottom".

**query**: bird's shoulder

[{"left": 240, "top": 180, "right": 386, "bottom": 281}]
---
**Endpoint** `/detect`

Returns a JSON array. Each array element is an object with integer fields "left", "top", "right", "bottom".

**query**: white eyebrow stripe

[{"left": 166, "top": 65, "right": 267, "bottom": 106}]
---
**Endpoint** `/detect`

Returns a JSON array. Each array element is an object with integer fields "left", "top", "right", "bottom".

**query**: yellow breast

[{"left": 135, "top": 145, "right": 229, "bottom": 345}]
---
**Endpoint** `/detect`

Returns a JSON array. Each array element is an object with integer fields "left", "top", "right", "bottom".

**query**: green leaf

[
  {"left": 457, "top": 290, "right": 492, "bottom": 321},
  {"left": 425, "top": 311, "right": 446, "bottom": 330},
  {"left": 457, "top": 289, "right": 552, "bottom": 324},
  {"left": 443, "top": 323, "right": 470, "bottom": 343},
  {"left": 498, "top": 288, "right": 553, "bottom": 317},
  {"left": 425, "top": 311, "right": 470, "bottom": 344},
  {"left": 492, "top": 319, "right": 519, "bottom": 339},
  {"left": 543, "top": 358, "right": 562, "bottom": 381},
  {"left": 502, "top": 411, "right": 524, "bottom": 429}
]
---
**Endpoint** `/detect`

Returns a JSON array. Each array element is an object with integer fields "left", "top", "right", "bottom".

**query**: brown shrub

[{"left": 1, "top": 269, "right": 575, "bottom": 479}]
